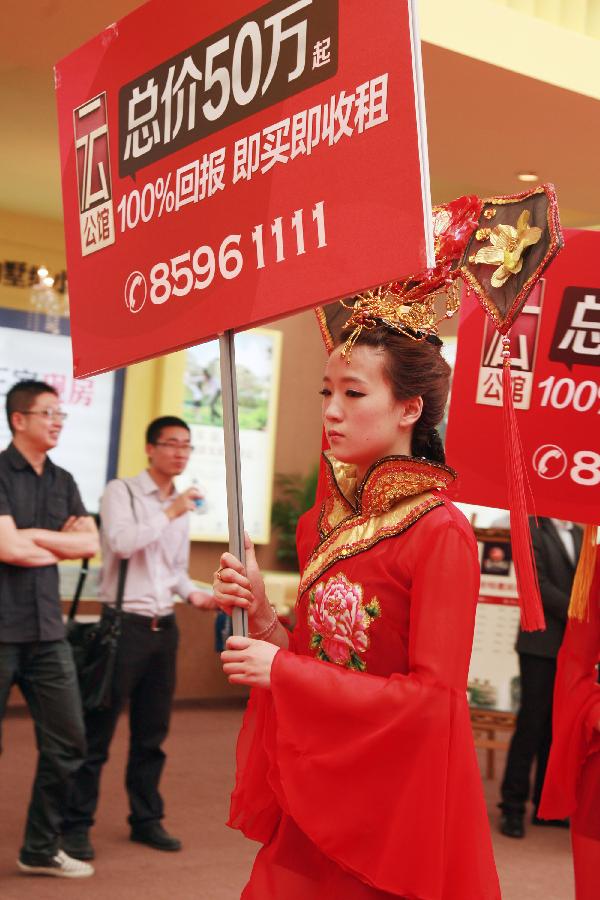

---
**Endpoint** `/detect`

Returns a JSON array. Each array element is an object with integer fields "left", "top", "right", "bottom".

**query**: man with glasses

[
  {"left": 63, "top": 415, "right": 216, "bottom": 861},
  {"left": 0, "top": 379, "right": 99, "bottom": 878}
]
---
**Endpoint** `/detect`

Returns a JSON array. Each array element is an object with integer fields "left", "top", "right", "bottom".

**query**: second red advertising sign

[{"left": 446, "top": 229, "right": 600, "bottom": 525}]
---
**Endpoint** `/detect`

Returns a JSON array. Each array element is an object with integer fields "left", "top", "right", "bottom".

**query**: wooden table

[{"left": 470, "top": 708, "right": 516, "bottom": 779}]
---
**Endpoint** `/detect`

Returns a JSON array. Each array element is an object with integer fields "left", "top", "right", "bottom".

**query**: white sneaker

[{"left": 18, "top": 848, "right": 94, "bottom": 878}]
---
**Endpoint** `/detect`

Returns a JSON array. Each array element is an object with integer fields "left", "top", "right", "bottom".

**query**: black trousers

[
  {"left": 0, "top": 640, "right": 86, "bottom": 858},
  {"left": 64, "top": 613, "right": 178, "bottom": 832},
  {"left": 500, "top": 653, "right": 557, "bottom": 816}
]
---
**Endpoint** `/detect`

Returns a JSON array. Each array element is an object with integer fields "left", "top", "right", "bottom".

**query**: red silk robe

[
  {"left": 539, "top": 559, "right": 600, "bottom": 900},
  {"left": 229, "top": 455, "right": 501, "bottom": 900}
]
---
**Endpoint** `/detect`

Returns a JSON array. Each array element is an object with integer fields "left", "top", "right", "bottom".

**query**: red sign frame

[{"left": 55, "top": 0, "right": 431, "bottom": 377}]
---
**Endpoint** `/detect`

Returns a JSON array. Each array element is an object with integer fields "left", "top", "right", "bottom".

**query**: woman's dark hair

[{"left": 340, "top": 326, "right": 451, "bottom": 464}]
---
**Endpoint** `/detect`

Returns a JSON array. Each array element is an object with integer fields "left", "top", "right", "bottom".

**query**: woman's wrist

[
  {"left": 249, "top": 598, "right": 272, "bottom": 629},
  {"left": 249, "top": 604, "right": 278, "bottom": 640}
]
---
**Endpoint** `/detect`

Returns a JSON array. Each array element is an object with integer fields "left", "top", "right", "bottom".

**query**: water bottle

[{"left": 191, "top": 478, "right": 207, "bottom": 514}]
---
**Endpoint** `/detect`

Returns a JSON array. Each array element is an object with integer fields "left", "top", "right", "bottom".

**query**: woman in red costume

[
  {"left": 213, "top": 320, "right": 501, "bottom": 900},
  {"left": 539, "top": 556, "right": 600, "bottom": 900}
]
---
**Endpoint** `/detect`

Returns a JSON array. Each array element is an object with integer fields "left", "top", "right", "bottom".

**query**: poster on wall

[
  {"left": 0, "top": 309, "right": 123, "bottom": 512},
  {"left": 55, "top": 0, "right": 432, "bottom": 377},
  {"left": 468, "top": 529, "right": 520, "bottom": 713},
  {"left": 177, "top": 328, "right": 281, "bottom": 542}
]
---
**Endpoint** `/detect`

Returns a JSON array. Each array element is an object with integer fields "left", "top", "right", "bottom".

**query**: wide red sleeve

[
  {"left": 539, "top": 559, "right": 600, "bottom": 823},
  {"left": 229, "top": 521, "right": 500, "bottom": 900},
  {"left": 538, "top": 560, "right": 600, "bottom": 900}
]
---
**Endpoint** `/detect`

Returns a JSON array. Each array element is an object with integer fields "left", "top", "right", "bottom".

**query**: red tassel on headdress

[{"left": 501, "top": 336, "right": 545, "bottom": 631}]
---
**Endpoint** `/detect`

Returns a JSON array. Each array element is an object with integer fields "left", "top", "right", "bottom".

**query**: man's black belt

[{"left": 103, "top": 607, "right": 176, "bottom": 632}]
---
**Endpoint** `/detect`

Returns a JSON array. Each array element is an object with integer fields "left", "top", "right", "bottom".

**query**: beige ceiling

[{"left": 1, "top": 0, "right": 599, "bottom": 228}]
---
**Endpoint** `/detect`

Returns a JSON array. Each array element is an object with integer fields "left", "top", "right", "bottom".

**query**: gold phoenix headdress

[{"left": 317, "top": 185, "right": 562, "bottom": 354}]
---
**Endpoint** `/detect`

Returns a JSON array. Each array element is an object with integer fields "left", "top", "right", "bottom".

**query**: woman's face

[{"left": 321, "top": 344, "right": 422, "bottom": 478}]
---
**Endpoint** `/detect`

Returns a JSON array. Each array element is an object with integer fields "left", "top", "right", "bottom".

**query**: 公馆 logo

[{"left": 73, "top": 92, "right": 116, "bottom": 257}]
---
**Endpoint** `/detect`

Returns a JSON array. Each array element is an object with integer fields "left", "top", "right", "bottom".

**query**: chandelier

[{"left": 30, "top": 266, "right": 69, "bottom": 334}]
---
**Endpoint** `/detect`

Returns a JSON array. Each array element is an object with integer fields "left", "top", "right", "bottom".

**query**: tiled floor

[{"left": 0, "top": 705, "right": 573, "bottom": 899}]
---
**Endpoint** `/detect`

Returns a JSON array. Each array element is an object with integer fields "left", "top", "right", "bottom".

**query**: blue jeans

[{"left": 0, "top": 640, "right": 86, "bottom": 858}]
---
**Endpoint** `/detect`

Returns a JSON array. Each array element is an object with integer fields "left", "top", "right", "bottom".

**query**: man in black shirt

[{"left": 0, "top": 380, "right": 99, "bottom": 878}]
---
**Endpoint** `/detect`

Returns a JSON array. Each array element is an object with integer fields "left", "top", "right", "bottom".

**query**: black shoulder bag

[{"left": 66, "top": 481, "right": 135, "bottom": 712}]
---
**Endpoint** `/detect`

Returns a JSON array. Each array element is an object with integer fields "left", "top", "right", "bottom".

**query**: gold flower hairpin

[{"left": 471, "top": 210, "right": 542, "bottom": 287}]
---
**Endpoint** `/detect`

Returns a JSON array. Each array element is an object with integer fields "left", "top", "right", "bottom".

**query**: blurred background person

[
  {"left": 0, "top": 380, "right": 98, "bottom": 878},
  {"left": 62, "top": 415, "right": 216, "bottom": 862}
]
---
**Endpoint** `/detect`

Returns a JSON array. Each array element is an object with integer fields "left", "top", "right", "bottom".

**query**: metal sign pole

[
  {"left": 218, "top": 329, "right": 248, "bottom": 637},
  {"left": 408, "top": 0, "right": 435, "bottom": 269}
]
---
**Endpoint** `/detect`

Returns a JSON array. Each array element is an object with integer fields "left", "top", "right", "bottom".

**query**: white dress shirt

[
  {"left": 99, "top": 471, "right": 196, "bottom": 617},
  {"left": 551, "top": 518, "right": 576, "bottom": 565}
]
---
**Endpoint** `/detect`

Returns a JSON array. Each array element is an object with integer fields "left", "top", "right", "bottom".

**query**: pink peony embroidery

[{"left": 308, "top": 572, "right": 381, "bottom": 671}]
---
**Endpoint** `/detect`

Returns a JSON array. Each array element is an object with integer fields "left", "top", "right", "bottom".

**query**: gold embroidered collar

[
  {"left": 319, "top": 452, "right": 456, "bottom": 537},
  {"left": 299, "top": 454, "right": 455, "bottom": 598}
]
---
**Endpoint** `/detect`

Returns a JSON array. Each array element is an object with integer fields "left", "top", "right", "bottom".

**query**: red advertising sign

[
  {"left": 55, "top": 0, "right": 431, "bottom": 377},
  {"left": 446, "top": 229, "right": 600, "bottom": 525}
]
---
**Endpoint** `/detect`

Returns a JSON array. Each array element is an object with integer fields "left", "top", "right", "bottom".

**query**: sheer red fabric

[
  {"left": 539, "top": 559, "right": 600, "bottom": 900},
  {"left": 229, "top": 493, "right": 500, "bottom": 900}
]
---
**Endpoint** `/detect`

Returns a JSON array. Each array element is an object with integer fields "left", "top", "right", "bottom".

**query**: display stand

[{"left": 470, "top": 709, "right": 516, "bottom": 780}]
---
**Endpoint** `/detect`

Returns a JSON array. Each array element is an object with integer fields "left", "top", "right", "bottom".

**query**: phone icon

[
  {"left": 124, "top": 271, "right": 147, "bottom": 313},
  {"left": 532, "top": 445, "right": 568, "bottom": 480}
]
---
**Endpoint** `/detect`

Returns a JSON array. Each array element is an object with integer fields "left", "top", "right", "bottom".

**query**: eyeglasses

[
  {"left": 18, "top": 409, "right": 68, "bottom": 421},
  {"left": 153, "top": 441, "right": 195, "bottom": 453}
]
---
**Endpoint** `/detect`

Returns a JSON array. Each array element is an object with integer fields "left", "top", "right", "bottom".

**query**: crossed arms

[{"left": 0, "top": 515, "right": 99, "bottom": 567}]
